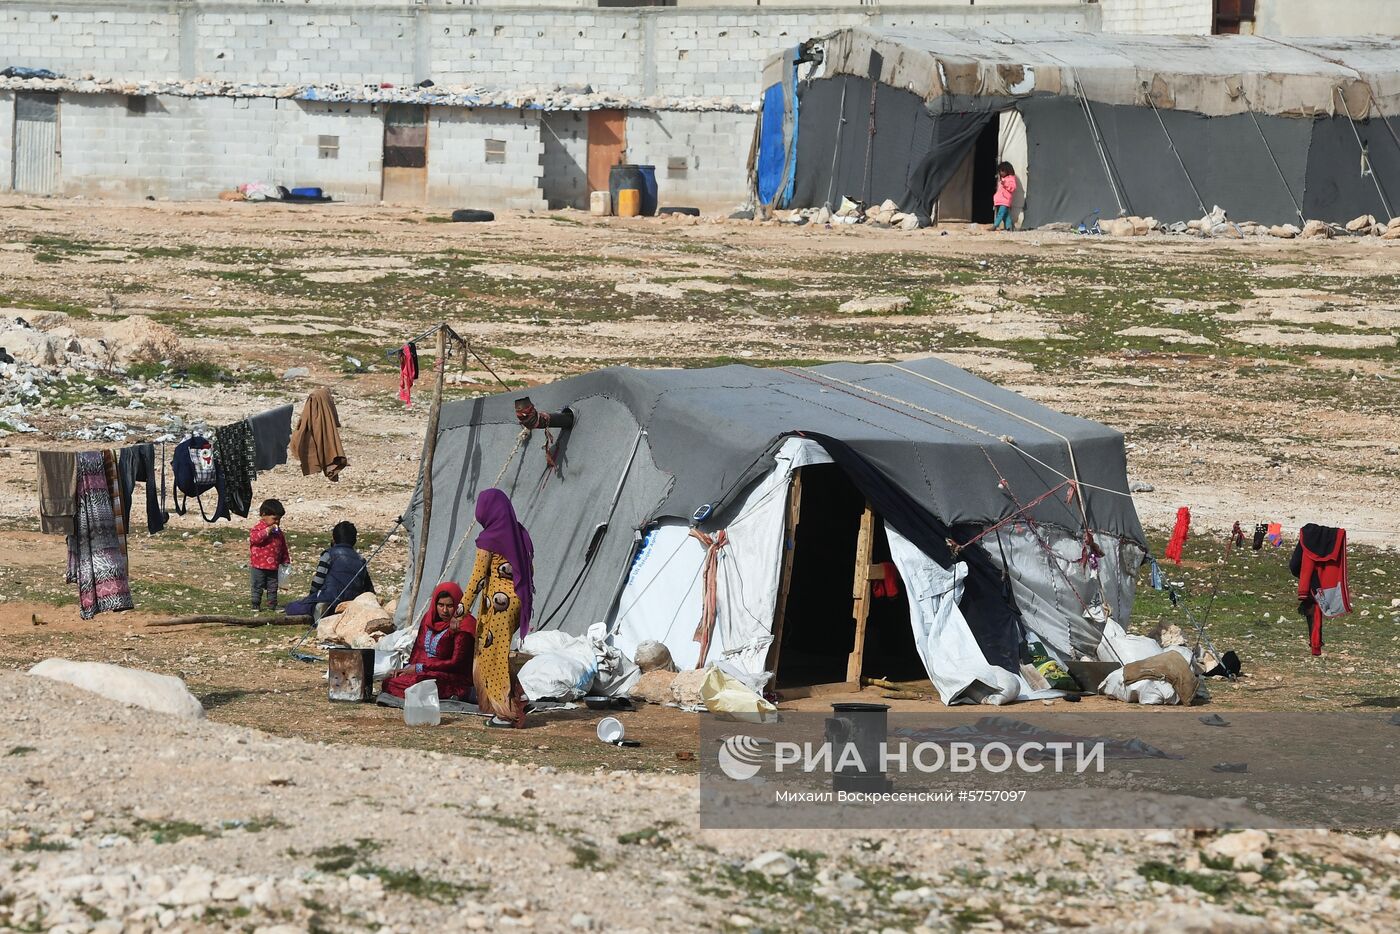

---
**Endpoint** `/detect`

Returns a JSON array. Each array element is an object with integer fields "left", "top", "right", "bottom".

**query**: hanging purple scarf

[{"left": 474, "top": 488, "right": 536, "bottom": 636}]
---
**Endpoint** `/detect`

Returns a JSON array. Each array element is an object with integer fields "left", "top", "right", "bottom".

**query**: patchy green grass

[
  {"left": 1138, "top": 860, "right": 1239, "bottom": 898},
  {"left": 134, "top": 818, "right": 215, "bottom": 845},
  {"left": 5, "top": 746, "right": 36, "bottom": 757}
]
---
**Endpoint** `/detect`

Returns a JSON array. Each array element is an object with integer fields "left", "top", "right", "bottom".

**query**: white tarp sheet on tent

[
  {"left": 885, "top": 523, "right": 1023, "bottom": 706},
  {"left": 613, "top": 438, "right": 831, "bottom": 673}
]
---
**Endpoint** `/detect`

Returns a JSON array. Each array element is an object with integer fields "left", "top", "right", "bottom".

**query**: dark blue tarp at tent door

[{"left": 757, "top": 82, "right": 788, "bottom": 205}]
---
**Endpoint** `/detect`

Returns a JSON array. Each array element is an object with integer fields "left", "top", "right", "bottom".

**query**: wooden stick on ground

[{"left": 147, "top": 615, "right": 311, "bottom": 628}]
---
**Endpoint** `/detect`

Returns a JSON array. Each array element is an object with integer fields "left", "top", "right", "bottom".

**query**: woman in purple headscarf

[{"left": 463, "top": 488, "right": 534, "bottom": 728}]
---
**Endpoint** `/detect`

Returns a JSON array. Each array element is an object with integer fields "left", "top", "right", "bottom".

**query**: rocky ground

[
  {"left": 5, "top": 671, "right": 1400, "bottom": 934},
  {"left": 1, "top": 196, "right": 1398, "bottom": 931}
]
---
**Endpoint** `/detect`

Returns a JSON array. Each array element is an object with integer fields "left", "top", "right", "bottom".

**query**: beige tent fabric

[
  {"left": 1123, "top": 650, "right": 1200, "bottom": 706},
  {"left": 802, "top": 27, "right": 1400, "bottom": 120}
]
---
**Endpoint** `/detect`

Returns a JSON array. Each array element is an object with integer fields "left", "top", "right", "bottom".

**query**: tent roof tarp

[
  {"left": 772, "top": 27, "right": 1400, "bottom": 119},
  {"left": 438, "top": 356, "right": 1144, "bottom": 544}
]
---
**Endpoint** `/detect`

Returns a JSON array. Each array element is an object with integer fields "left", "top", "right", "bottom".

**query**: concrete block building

[{"left": 2, "top": 0, "right": 1399, "bottom": 210}]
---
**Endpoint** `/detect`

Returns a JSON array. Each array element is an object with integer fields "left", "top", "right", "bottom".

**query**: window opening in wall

[
  {"left": 485, "top": 139, "right": 507, "bottom": 164},
  {"left": 126, "top": 95, "right": 146, "bottom": 115},
  {"left": 318, "top": 135, "right": 340, "bottom": 160},
  {"left": 1213, "top": 0, "right": 1257, "bottom": 34},
  {"left": 667, "top": 156, "right": 688, "bottom": 178}
]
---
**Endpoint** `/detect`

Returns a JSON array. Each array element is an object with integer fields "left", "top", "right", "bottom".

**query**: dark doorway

[
  {"left": 969, "top": 118, "right": 1001, "bottom": 224},
  {"left": 859, "top": 525, "right": 923, "bottom": 683},
  {"left": 773, "top": 464, "right": 865, "bottom": 689},
  {"left": 382, "top": 104, "right": 428, "bottom": 204}
]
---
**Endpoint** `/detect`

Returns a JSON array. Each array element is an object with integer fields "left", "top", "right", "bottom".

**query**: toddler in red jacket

[{"left": 249, "top": 499, "right": 290, "bottom": 611}]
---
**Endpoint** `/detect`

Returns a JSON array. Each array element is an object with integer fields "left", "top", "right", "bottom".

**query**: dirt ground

[{"left": 2, "top": 197, "right": 1399, "bottom": 931}]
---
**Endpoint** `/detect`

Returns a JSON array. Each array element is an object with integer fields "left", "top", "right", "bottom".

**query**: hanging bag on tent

[{"left": 171, "top": 436, "right": 220, "bottom": 521}]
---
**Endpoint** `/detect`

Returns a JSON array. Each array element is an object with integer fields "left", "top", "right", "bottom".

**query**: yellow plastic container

[{"left": 616, "top": 188, "right": 641, "bottom": 218}]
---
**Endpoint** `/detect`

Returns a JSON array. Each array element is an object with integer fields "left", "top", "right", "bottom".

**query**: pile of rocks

[
  {"left": 0, "top": 311, "right": 185, "bottom": 435},
  {"left": 773, "top": 198, "right": 923, "bottom": 230}
]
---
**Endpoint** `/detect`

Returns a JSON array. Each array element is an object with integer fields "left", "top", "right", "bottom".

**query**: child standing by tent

[
  {"left": 993, "top": 161, "right": 1017, "bottom": 231},
  {"left": 249, "top": 499, "right": 290, "bottom": 612}
]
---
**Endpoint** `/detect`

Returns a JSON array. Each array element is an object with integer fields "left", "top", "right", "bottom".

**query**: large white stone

[{"left": 28, "top": 659, "right": 206, "bottom": 720}]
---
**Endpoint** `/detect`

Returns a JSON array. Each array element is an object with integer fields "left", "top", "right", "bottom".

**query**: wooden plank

[
  {"left": 845, "top": 501, "right": 876, "bottom": 684},
  {"left": 777, "top": 680, "right": 860, "bottom": 701},
  {"left": 764, "top": 470, "right": 803, "bottom": 676}
]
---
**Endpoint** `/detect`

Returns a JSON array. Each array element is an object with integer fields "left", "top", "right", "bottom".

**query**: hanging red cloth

[
  {"left": 1165, "top": 507, "right": 1190, "bottom": 565},
  {"left": 1290, "top": 524, "right": 1350, "bottom": 656},
  {"left": 871, "top": 562, "right": 900, "bottom": 599},
  {"left": 397, "top": 342, "right": 419, "bottom": 407}
]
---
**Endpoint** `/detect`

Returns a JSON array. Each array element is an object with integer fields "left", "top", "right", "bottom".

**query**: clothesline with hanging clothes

[
  {"left": 384, "top": 321, "right": 515, "bottom": 408},
  {"left": 33, "top": 391, "right": 347, "bottom": 618}
]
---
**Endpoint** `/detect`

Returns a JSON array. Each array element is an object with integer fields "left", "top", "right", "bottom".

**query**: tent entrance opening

[
  {"left": 772, "top": 464, "right": 917, "bottom": 692},
  {"left": 969, "top": 118, "right": 1001, "bottom": 225}
]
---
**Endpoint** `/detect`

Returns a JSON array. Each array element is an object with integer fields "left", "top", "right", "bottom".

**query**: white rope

[
  {"left": 405, "top": 425, "right": 531, "bottom": 627},
  {"left": 1242, "top": 92, "right": 1305, "bottom": 223},
  {"left": 1335, "top": 86, "right": 1395, "bottom": 221},
  {"left": 1145, "top": 90, "right": 1208, "bottom": 217}
]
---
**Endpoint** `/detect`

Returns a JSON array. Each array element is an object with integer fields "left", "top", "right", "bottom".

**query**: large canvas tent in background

[
  {"left": 395, "top": 358, "right": 1149, "bottom": 706},
  {"left": 754, "top": 28, "right": 1400, "bottom": 227}
]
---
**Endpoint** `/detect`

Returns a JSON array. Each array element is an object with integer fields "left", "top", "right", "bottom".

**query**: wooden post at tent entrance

[
  {"left": 845, "top": 501, "right": 876, "bottom": 685},
  {"left": 764, "top": 470, "right": 804, "bottom": 677},
  {"left": 407, "top": 325, "right": 449, "bottom": 626}
]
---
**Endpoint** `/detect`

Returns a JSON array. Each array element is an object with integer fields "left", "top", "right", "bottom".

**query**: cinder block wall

[
  {"left": 0, "top": 2, "right": 1095, "bottom": 97},
  {"left": 627, "top": 111, "right": 754, "bottom": 211},
  {"left": 541, "top": 111, "right": 588, "bottom": 210},
  {"left": 54, "top": 95, "right": 387, "bottom": 201},
  {"left": 427, "top": 108, "right": 547, "bottom": 211},
  {"left": 1096, "top": 0, "right": 1212, "bottom": 34}
]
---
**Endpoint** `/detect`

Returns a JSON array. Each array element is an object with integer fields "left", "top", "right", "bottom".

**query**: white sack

[{"left": 518, "top": 651, "right": 597, "bottom": 702}]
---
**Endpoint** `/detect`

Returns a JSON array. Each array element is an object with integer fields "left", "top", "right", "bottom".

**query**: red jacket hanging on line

[{"left": 1289, "top": 524, "right": 1350, "bottom": 656}]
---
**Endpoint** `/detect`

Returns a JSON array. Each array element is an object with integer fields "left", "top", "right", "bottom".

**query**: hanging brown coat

[{"left": 290, "top": 388, "right": 348, "bottom": 480}]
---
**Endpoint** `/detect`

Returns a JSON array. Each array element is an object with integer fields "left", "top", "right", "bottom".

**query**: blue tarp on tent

[{"left": 757, "top": 82, "right": 788, "bottom": 205}]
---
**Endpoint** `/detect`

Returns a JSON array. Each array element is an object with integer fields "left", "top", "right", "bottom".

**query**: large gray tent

[
  {"left": 754, "top": 28, "right": 1400, "bottom": 227},
  {"left": 396, "top": 358, "right": 1148, "bottom": 705}
]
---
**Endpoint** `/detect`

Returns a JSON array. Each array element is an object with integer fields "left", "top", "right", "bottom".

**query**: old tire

[
  {"left": 658, "top": 206, "right": 700, "bottom": 217},
  {"left": 451, "top": 209, "right": 495, "bottom": 223}
]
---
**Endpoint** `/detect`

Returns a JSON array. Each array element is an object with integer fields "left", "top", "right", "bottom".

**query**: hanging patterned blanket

[{"left": 67, "top": 451, "right": 134, "bottom": 619}]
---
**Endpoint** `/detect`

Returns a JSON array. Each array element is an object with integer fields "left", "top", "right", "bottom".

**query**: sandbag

[
  {"left": 634, "top": 640, "right": 677, "bottom": 673},
  {"left": 700, "top": 667, "right": 778, "bottom": 723},
  {"left": 518, "top": 651, "right": 597, "bottom": 701},
  {"left": 29, "top": 659, "right": 205, "bottom": 720}
]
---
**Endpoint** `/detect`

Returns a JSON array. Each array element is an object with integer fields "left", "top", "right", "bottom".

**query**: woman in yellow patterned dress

[{"left": 461, "top": 488, "right": 534, "bottom": 728}]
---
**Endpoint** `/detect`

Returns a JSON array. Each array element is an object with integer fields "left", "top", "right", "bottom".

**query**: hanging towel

[
  {"left": 102, "top": 450, "right": 127, "bottom": 559},
  {"left": 1252, "top": 523, "right": 1266, "bottom": 551},
  {"left": 69, "top": 451, "right": 133, "bottom": 619},
  {"left": 118, "top": 443, "right": 169, "bottom": 535},
  {"left": 213, "top": 419, "right": 258, "bottom": 519},
  {"left": 291, "top": 387, "right": 348, "bottom": 480},
  {"left": 248, "top": 404, "right": 294, "bottom": 471},
  {"left": 398, "top": 342, "right": 419, "bottom": 406},
  {"left": 37, "top": 451, "right": 78, "bottom": 536}
]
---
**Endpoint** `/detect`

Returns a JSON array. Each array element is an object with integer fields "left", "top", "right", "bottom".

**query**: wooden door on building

[
  {"left": 13, "top": 92, "right": 60, "bottom": 196},
  {"left": 382, "top": 104, "right": 428, "bottom": 204},
  {"left": 586, "top": 109, "right": 626, "bottom": 193}
]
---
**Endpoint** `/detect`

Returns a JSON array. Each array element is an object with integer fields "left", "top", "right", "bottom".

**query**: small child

[
  {"left": 993, "top": 161, "right": 1017, "bottom": 231},
  {"left": 249, "top": 499, "right": 290, "bottom": 612}
]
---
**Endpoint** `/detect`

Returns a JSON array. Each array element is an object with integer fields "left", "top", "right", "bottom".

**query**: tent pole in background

[
  {"left": 408, "top": 324, "right": 449, "bottom": 627},
  {"left": 1243, "top": 93, "right": 1305, "bottom": 223}
]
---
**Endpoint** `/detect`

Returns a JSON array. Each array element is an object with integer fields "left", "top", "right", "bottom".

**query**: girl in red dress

[{"left": 382, "top": 582, "right": 475, "bottom": 700}]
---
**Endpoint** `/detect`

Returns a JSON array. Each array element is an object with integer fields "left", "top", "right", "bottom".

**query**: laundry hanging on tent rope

[
  {"left": 1164, "top": 506, "right": 1190, "bottom": 565},
  {"left": 396, "top": 342, "right": 419, "bottom": 407}
]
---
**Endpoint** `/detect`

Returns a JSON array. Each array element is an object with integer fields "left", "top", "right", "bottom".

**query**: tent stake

[{"left": 407, "top": 325, "right": 449, "bottom": 627}]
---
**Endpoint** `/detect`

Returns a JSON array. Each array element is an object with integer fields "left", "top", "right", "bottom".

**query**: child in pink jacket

[{"left": 993, "top": 162, "right": 1017, "bottom": 231}]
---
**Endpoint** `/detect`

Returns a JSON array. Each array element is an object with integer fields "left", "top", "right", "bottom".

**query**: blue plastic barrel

[{"left": 635, "top": 165, "right": 658, "bottom": 217}]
